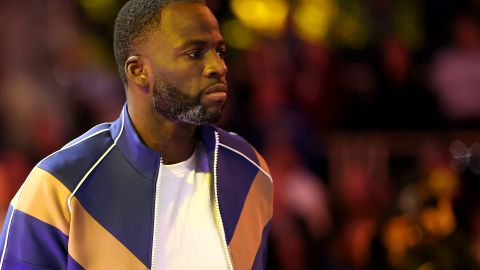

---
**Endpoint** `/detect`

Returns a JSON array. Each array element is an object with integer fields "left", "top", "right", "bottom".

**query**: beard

[{"left": 151, "top": 76, "right": 223, "bottom": 125}]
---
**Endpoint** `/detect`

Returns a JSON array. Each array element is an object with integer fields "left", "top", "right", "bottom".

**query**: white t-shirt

[{"left": 153, "top": 144, "right": 229, "bottom": 270}]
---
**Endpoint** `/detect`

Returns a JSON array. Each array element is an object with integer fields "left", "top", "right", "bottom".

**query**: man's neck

[{"left": 128, "top": 101, "right": 197, "bottom": 165}]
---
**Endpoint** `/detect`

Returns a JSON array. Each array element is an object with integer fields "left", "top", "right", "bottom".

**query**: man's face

[{"left": 146, "top": 3, "right": 228, "bottom": 125}]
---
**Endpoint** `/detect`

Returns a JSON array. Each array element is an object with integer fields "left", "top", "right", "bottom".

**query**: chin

[{"left": 204, "top": 111, "right": 223, "bottom": 125}]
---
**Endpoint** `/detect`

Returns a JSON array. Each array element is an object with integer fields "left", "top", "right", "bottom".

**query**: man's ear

[{"left": 125, "top": 56, "right": 150, "bottom": 88}]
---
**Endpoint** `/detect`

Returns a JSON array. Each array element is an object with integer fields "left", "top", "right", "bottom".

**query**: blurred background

[{"left": 0, "top": 0, "right": 480, "bottom": 269}]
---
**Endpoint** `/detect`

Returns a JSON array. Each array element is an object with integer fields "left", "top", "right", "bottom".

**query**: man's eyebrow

[{"left": 178, "top": 39, "right": 226, "bottom": 49}]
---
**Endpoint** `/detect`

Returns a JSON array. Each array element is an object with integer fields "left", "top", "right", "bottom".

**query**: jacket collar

[{"left": 109, "top": 104, "right": 217, "bottom": 181}]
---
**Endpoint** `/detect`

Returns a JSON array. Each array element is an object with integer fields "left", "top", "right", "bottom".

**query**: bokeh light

[
  {"left": 336, "top": 13, "right": 369, "bottom": 49},
  {"left": 230, "top": 0, "right": 289, "bottom": 37},
  {"left": 293, "top": 0, "right": 338, "bottom": 43},
  {"left": 222, "top": 19, "right": 256, "bottom": 50},
  {"left": 78, "top": 0, "right": 117, "bottom": 23}
]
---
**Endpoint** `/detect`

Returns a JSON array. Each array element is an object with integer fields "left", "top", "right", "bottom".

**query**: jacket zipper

[
  {"left": 150, "top": 132, "right": 233, "bottom": 270},
  {"left": 150, "top": 158, "right": 163, "bottom": 270},
  {"left": 213, "top": 131, "right": 234, "bottom": 270}
]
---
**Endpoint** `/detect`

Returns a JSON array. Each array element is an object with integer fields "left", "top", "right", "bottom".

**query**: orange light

[
  {"left": 292, "top": 0, "right": 338, "bottom": 43},
  {"left": 231, "top": 0, "right": 289, "bottom": 37}
]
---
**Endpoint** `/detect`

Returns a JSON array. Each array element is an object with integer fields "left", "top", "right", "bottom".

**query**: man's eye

[
  {"left": 186, "top": 50, "right": 202, "bottom": 59},
  {"left": 217, "top": 48, "right": 227, "bottom": 58}
]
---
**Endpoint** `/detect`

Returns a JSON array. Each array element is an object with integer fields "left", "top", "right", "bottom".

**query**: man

[{"left": 0, "top": 0, "right": 273, "bottom": 269}]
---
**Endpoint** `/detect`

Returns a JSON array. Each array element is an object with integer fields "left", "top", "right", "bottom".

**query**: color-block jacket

[{"left": 0, "top": 105, "right": 273, "bottom": 270}]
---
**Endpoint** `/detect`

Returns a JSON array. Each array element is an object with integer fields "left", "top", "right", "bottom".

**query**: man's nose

[{"left": 203, "top": 51, "right": 228, "bottom": 79}]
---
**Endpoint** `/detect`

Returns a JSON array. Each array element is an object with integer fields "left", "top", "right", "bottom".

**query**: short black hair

[{"left": 114, "top": 0, "right": 205, "bottom": 85}]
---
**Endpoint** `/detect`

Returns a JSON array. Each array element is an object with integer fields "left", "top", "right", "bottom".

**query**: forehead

[{"left": 157, "top": 3, "right": 222, "bottom": 45}]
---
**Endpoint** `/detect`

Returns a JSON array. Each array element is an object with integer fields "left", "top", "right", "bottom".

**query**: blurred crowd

[{"left": 1, "top": 0, "right": 480, "bottom": 269}]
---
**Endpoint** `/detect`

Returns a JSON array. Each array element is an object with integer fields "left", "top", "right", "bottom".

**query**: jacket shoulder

[
  {"left": 37, "top": 123, "right": 114, "bottom": 192},
  {"left": 215, "top": 127, "right": 271, "bottom": 180}
]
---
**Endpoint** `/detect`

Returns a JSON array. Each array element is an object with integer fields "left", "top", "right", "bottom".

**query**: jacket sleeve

[
  {"left": 225, "top": 144, "right": 273, "bottom": 270},
  {"left": 251, "top": 151, "right": 272, "bottom": 270},
  {"left": 0, "top": 167, "right": 71, "bottom": 270},
  {"left": 251, "top": 221, "right": 271, "bottom": 270}
]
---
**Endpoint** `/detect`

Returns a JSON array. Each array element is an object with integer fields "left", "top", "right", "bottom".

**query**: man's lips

[
  {"left": 202, "top": 83, "right": 228, "bottom": 104},
  {"left": 204, "top": 83, "right": 227, "bottom": 95}
]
